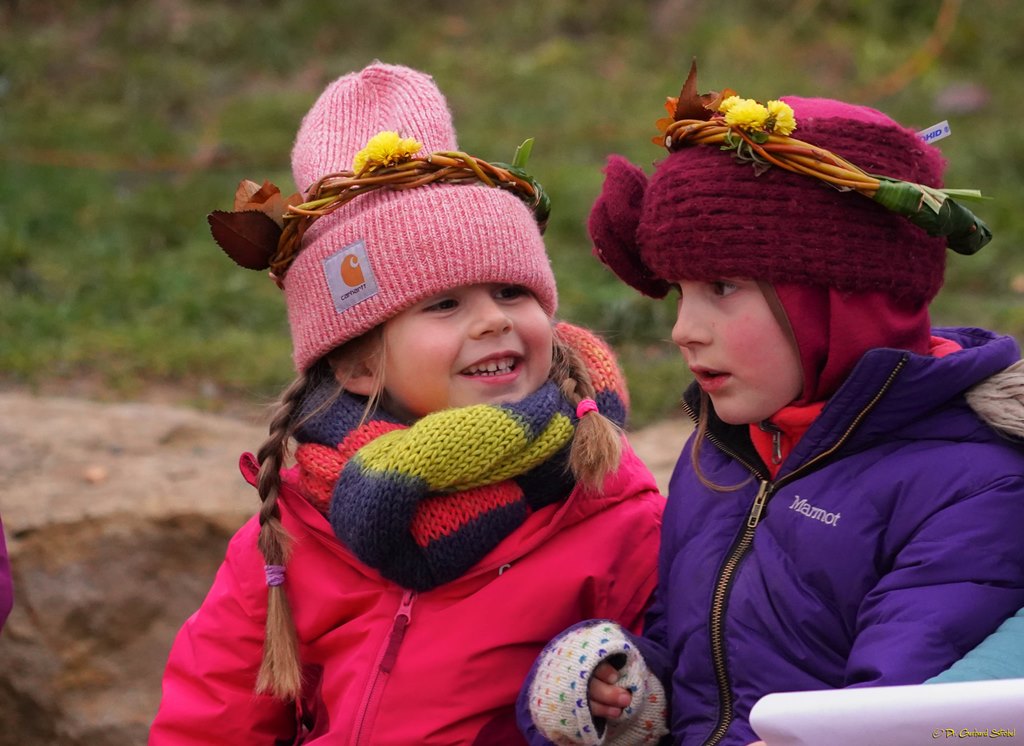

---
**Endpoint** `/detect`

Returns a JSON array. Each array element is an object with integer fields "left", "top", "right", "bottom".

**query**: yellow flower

[
  {"left": 723, "top": 99, "right": 770, "bottom": 132},
  {"left": 717, "top": 95, "right": 743, "bottom": 115},
  {"left": 766, "top": 100, "right": 797, "bottom": 135},
  {"left": 352, "top": 131, "right": 422, "bottom": 174}
]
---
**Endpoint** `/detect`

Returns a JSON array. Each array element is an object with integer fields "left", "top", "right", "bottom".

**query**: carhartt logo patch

[
  {"left": 788, "top": 495, "right": 841, "bottom": 527},
  {"left": 323, "top": 240, "right": 378, "bottom": 313}
]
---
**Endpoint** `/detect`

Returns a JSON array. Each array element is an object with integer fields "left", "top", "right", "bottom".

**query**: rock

[
  {"left": 0, "top": 393, "right": 261, "bottom": 746},
  {"left": 0, "top": 392, "right": 689, "bottom": 744}
]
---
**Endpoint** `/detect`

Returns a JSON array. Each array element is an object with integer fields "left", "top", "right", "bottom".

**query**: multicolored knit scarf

[{"left": 293, "top": 323, "right": 628, "bottom": 591}]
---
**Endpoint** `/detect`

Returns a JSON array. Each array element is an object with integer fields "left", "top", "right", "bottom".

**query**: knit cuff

[{"left": 528, "top": 621, "right": 669, "bottom": 746}]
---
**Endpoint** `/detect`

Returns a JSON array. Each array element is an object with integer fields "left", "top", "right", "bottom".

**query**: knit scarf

[{"left": 292, "top": 322, "right": 628, "bottom": 591}]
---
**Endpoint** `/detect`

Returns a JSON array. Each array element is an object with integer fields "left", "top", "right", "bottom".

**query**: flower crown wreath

[
  {"left": 208, "top": 134, "right": 550, "bottom": 281},
  {"left": 656, "top": 62, "right": 992, "bottom": 255}
]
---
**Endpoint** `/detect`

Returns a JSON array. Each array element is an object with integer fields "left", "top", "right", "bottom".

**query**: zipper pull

[
  {"left": 747, "top": 480, "right": 770, "bottom": 529},
  {"left": 759, "top": 420, "right": 783, "bottom": 465},
  {"left": 380, "top": 590, "right": 415, "bottom": 674}
]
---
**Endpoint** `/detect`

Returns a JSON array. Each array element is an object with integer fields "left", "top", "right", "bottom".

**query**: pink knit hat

[{"left": 284, "top": 62, "right": 557, "bottom": 372}]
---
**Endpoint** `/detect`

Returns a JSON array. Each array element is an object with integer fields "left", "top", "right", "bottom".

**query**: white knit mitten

[{"left": 528, "top": 621, "right": 669, "bottom": 746}]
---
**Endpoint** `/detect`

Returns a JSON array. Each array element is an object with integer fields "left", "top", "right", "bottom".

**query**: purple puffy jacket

[
  {"left": 520, "top": 327, "right": 1024, "bottom": 746},
  {"left": 640, "top": 327, "right": 1024, "bottom": 745}
]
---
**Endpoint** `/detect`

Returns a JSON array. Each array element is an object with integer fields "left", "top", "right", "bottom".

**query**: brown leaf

[
  {"left": 672, "top": 59, "right": 728, "bottom": 121},
  {"left": 207, "top": 210, "right": 281, "bottom": 270},
  {"left": 233, "top": 179, "right": 263, "bottom": 210},
  {"left": 704, "top": 86, "right": 738, "bottom": 112},
  {"left": 231, "top": 179, "right": 304, "bottom": 227},
  {"left": 242, "top": 182, "right": 283, "bottom": 218},
  {"left": 674, "top": 60, "right": 707, "bottom": 120}
]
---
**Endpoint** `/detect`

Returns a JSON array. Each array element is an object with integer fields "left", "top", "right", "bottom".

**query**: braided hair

[
  {"left": 252, "top": 359, "right": 334, "bottom": 699},
  {"left": 550, "top": 328, "right": 623, "bottom": 489}
]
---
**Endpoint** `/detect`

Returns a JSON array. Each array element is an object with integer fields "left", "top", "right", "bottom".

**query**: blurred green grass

[{"left": 2, "top": 0, "right": 1023, "bottom": 426}]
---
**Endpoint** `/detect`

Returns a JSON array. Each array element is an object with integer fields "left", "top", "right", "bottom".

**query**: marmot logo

[
  {"left": 788, "top": 495, "right": 841, "bottom": 527},
  {"left": 340, "top": 254, "right": 364, "bottom": 287}
]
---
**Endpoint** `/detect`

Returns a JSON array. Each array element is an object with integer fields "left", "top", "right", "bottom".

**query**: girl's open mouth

[
  {"left": 693, "top": 368, "right": 729, "bottom": 393},
  {"left": 462, "top": 357, "right": 517, "bottom": 377}
]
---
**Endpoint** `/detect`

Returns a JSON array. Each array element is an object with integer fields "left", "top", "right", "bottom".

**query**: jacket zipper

[
  {"left": 693, "top": 358, "right": 907, "bottom": 746},
  {"left": 758, "top": 420, "right": 784, "bottom": 465},
  {"left": 352, "top": 590, "right": 416, "bottom": 746}
]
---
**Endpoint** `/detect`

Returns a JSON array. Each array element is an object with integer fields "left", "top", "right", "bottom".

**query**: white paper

[{"left": 750, "top": 679, "right": 1024, "bottom": 746}]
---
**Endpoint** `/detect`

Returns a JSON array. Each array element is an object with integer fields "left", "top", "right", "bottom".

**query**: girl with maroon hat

[
  {"left": 150, "top": 62, "right": 665, "bottom": 745},
  {"left": 518, "top": 65, "right": 1024, "bottom": 746}
]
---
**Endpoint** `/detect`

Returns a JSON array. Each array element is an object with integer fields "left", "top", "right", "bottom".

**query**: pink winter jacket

[{"left": 149, "top": 440, "right": 663, "bottom": 745}]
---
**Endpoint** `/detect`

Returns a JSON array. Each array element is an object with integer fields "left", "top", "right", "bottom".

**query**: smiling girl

[{"left": 149, "top": 63, "right": 663, "bottom": 745}]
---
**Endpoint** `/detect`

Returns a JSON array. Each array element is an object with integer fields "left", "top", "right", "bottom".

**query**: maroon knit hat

[{"left": 590, "top": 96, "right": 949, "bottom": 306}]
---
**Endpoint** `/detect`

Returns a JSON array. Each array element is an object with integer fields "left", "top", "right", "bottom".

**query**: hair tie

[
  {"left": 265, "top": 564, "right": 286, "bottom": 587},
  {"left": 576, "top": 398, "right": 599, "bottom": 419}
]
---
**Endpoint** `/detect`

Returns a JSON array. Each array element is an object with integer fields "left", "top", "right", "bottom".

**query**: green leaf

[
  {"left": 872, "top": 178, "right": 993, "bottom": 255},
  {"left": 937, "top": 188, "right": 991, "bottom": 202},
  {"left": 512, "top": 138, "right": 535, "bottom": 169}
]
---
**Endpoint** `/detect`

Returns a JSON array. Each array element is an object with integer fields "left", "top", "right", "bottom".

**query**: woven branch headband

[
  {"left": 208, "top": 133, "right": 550, "bottom": 279},
  {"left": 657, "top": 61, "right": 992, "bottom": 256}
]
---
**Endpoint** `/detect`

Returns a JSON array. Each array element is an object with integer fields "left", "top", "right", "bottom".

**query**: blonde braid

[
  {"left": 253, "top": 360, "right": 334, "bottom": 699},
  {"left": 550, "top": 336, "right": 622, "bottom": 489}
]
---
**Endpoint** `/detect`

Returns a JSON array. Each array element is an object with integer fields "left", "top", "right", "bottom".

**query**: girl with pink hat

[
  {"left": 519, "top": 65, "right": 1024, "bottom": 746},
  {"left": 149, "top": 62, "right": 664, "bottom": 745}
]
